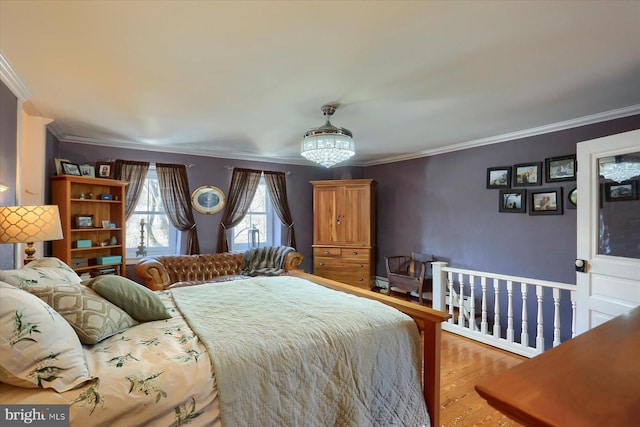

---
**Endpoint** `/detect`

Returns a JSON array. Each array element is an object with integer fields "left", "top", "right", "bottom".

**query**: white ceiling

[{"left": 1, "top": 1, "right": 639, "bottom": 166}]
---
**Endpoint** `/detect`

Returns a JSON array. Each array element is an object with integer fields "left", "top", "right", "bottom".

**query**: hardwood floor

[{"left": 439, "top": 332, "right": 526, "bottom": 427}]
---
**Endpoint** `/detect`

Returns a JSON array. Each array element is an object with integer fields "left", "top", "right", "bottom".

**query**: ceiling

[{"left": 1, "top": 1, "right": 639, "bottom": 166}]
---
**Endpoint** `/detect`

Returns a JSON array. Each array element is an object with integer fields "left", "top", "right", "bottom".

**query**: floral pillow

[
  {"left": 0, "top": 258, "right": 137, "bottom": 344},
  {"left": 0, "top": 257, "right": 81, "bottom": 288},
  {"left": 0, "top": 282, "right": 94, "bottom": 392}
]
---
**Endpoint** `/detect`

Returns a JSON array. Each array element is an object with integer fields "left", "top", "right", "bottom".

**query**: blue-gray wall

[
  {"left": 366, "top": 114, "right": 640, "bottom": 285},
  {"left": 52, "top": 114, "right": 640, "bottom": 286}
]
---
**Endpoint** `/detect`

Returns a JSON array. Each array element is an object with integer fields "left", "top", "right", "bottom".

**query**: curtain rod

[
  {"left": 224, "top": 165, "right": 291, "bottom": 175},
  {"left": 103, "top": 159, "right": 194, "bottom": 168}
]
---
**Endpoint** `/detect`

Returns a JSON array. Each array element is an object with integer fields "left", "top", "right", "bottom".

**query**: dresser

[{"left": 311, "top": 179, "right": 376, "bottom": 289}]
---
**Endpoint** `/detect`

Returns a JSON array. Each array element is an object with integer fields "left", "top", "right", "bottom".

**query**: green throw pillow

[{"left": 89, "top": 275, "right": 171, "bottom": 322}]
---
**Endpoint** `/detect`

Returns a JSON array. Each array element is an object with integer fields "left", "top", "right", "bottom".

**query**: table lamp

[{"left": 0, "top": 205, "right": 63, "bottom": 264}]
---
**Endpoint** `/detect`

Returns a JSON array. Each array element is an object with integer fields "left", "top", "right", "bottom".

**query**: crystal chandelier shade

[{"left": 301, "top": 105, "right": 355, "bottom": 168}]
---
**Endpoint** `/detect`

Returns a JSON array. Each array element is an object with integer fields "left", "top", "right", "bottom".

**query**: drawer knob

[
  {"left": 352, "top": 251, "right": 358, "bottom": 255},
  {"left": 358, "top": 264, "right": 363, "bottom": 268},
  {"left": 358, "top": 277, "right": 363, "bottom": 281},
  {"left": 324, "top": 250, "right": 330, "bottom": 255},
  {"left": 319, "top": 262, "right": 324, "bottom": 266}
]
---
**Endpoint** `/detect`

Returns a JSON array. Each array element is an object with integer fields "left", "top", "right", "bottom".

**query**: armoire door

[
  {"left": 341, "top": 184, "right": 371, "bottom": 247},
  {"left": 313, "top": 185, "right": 340, "bottom": 245}
]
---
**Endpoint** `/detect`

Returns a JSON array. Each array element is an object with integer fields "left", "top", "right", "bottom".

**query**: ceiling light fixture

[{"left": 301, "top": 104, "right": 355, "bottom": 168}]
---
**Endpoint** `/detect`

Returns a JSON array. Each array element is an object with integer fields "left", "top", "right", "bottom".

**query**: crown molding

[
  {"left": 46, "top": 121, "right": 65, "bottom": 140},
  {"left": 364, "top": 104, "right": 640, "bottom": 166},
  {"left": 0, "top": 50, "right": 31, "bottom": 101},
  {"left": 54, "top": 103, "right": 640, "bottom": 168},
  {"left": 59, "top": 135, "right": 311, "bottom": 166}
]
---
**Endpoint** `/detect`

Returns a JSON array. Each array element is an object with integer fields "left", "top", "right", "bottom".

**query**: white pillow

[{"left": 0, "top": 282, "right": 94, "bottom": 392}]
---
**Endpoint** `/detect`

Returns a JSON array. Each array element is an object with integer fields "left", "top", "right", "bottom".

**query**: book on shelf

[{"left": 95, "top": 267, "right": 117, "bottom": 276}]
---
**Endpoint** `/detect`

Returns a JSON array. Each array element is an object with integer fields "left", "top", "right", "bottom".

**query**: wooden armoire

[{"left": 311, "top": 179, "right": 376, "bottom": 289}]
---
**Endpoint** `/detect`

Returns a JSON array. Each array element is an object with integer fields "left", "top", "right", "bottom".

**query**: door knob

[{"left": 575, "top": 259, "right": 586, "bottom": 273}]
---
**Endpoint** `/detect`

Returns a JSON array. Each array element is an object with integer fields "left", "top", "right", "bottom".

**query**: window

[
  {"left": 126, "top": 167, "right": 178, "bottom": 258},
  {"left": 230, "top": 177, "right": 279, "bottom": 251}
]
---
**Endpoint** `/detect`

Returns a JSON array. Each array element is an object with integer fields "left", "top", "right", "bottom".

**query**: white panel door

[{"left": 576, "top": 129, "right": 640, "bottom": 334}]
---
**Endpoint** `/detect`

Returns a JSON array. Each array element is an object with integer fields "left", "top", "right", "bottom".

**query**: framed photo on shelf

[
  {"left": 96, "top": 161, "right": 115, "bottom": 179},
  {"left": 75, "top": 214, "right": 94, "bottom": 228},
  {"left": 498, "top": 189, "right": 526, "bottom": 213},
  {"left": 54, "top": 157, "right": 71, "bottom": 175},
  {"left": 191, "top": 185, "right": 226, "bottom": 214},
  {"left": 101, "top": 220, "right": 111, "bottom": 229},
  {"left": 513, "top": 162, "right": 543, "bottom": 187},
  {"left": 546, "top": 155, "right": 576, "bottom": 182},
  {"left": 529, "top": 187, "right": 563, "bottom": 215},
  {"left": 486, "top": 167, "right": 511, "bottom": 189},
  {"left": 61, "top": 161, "right": 82, "bottom": 176},
  {"left": 604, "top": 181, "right": 638, "bottom": 202},
  {"left": 79, "top": 164, "right": 95, "bottom": 178}
]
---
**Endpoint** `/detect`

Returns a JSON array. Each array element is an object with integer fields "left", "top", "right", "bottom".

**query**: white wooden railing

[{"left": 432, "top": 262, "right": 577, "bottom": 358}]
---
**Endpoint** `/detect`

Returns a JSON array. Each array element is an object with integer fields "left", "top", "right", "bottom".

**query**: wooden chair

[{"left": 385, "top": 252, "right": 436, "bottom": 305}]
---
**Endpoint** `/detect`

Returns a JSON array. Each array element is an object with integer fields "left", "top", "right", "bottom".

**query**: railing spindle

[
  {"left": 493, "top": 278, "right": 501, "bottom": 339},
  {"left": 507, "top": 281, "right": 514, "bottom": 343},
  {"left": 469, "top": 275, "right": 476, "bottom": 331},
  {"left": 521, "top": 283, "right": 528, "bottom": 346},
  {"left": 481, "top": 276, "right": 488, "bottom": 334},
  {"left": 447, "top": 271, "right": 454, "bottom": 324},
  {"left": 458, "top": 273, "right": 465, "bottom": 327},
  {"left": 536, "top": 285, "right": 545, "bottom": 353},
  {"left": 571, "top": 291, "right": 577, "bottom": 338},
  {"left": 553, "top": 288, "right": 561, "bottom": 347}
]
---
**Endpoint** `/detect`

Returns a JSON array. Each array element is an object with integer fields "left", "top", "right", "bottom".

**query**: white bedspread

[{"left": 172, "top": 276, "right": 430, "bottom": 427}]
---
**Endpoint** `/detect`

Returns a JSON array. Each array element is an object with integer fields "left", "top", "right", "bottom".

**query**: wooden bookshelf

[{"left": 50, "top": 175, "right": 128, "bottom": 277}]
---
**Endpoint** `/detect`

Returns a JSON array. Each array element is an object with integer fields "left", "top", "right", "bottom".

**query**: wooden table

[{"left": 475, "top": 305, "right": 640, "bottom": 426}]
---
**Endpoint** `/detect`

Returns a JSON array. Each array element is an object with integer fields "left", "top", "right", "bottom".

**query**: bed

[{"left": 0, "top": 259, "right": 449, "bottom": 426}]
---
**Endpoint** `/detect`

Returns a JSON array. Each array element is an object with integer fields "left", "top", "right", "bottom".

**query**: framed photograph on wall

[
  {"left": 513, "top": 162, "right": 543, "bottom": 187},
  {"left": 486, "top": 167, "right": 511, "bottom": 189},
  {"left": 96, "top": 161, "right": 115, "bottom": 179},
  {"left": 499, "top": 189, "right": 526, "bottom": 213},
  {"left": 604, "top": 181, "right": 638, "bottom": 202},
  {"left": 546, "top": 154, "right": 576, "bottom": 182},
  {"left": 529, "top": 187, "right": 563, "bottom": 215}
]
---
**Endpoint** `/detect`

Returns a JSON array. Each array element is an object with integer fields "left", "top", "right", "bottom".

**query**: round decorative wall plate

[{"left": 191, "top": 185, "right": 226, "bottom": 214}]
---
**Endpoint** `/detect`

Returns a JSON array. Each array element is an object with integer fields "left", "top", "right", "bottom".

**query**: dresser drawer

[
  {"left": 340, "top": 248, "right": 370, "bottom": 262},
  {"left": 314, "top": 247, "right": 341, "bottom": 257},
  {"left": 314, "top": 258, "right": 371, "bottom": 289}
]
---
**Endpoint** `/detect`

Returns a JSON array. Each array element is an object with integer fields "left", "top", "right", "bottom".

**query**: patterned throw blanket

[
  {"left": 240, "top": 245, "right": 294, "bottom": 276},
  {"left": 171, "top": 276, "right": 430, "bottom": 427}
]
